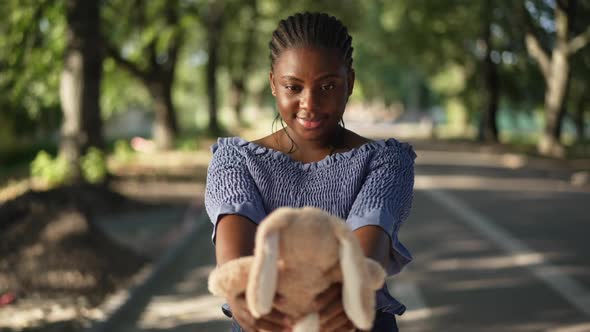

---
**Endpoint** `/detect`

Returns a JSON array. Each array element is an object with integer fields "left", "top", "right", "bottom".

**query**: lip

[{"left": 296, "top": 117, "right": 323, "bottom": 129}]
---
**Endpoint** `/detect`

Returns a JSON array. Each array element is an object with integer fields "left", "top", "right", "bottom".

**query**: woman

[{"left": 205, "top": 12, "right": 416, "bottom": 332}]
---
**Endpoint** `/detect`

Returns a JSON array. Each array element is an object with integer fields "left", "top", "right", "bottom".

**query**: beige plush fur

[{"left": 208, "top": 207, "right": 386, "bottom": 331}]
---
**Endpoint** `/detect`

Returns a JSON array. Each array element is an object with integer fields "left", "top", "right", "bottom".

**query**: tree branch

[
  {"left": 520, "top": 4, "right": 551, "bottom": 80},
  {"left": 164, "top": 0, "right": 183, "bottom": 75},
  {"left": 147, "top": 40, "right": 159, "bottom": 75},
  {"left": 568, "top": 25, "right": 590, "bottom": 55},
  {"left": 525, "top": 32, "right": 551, "bottom": 80},
  {"left": 105, "top": 44, "right": 148, "bottom": 81}
]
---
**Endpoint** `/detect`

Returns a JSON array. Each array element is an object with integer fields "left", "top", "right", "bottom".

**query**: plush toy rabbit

[{"left": 208, "top": 207, "right": 386, "bottom": 332}]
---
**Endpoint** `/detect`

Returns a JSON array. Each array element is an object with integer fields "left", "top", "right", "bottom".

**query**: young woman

[{"left": 205, "top": 12, "right": 416, "bottom": 332}]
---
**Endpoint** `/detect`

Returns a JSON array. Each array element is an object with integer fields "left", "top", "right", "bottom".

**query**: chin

[{"left": 295, "top": 128, "right": 335, "bottom": 142}]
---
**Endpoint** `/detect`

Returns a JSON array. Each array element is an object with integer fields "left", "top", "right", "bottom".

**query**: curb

[{"left": 86, "top": 204, "right": 208, "bottom": 332}]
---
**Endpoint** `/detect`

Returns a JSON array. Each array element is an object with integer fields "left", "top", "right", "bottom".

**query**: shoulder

[
  {"left": 251, "top": 133, "right": 281, "bottom": 151},
  {"left": 211, "top": 136, "right": 248, "bottom": 154},
  {"left": 361, "top": 137, "right": 416, "bottom": 171},
  {"left": 209, "top": 135, "right": 284, "bottom": 169},
  {"left": 340, "top": 129, "right": 415, "bottom": 159},
  {"left": 209, "top": 137, "right": 262, "bottom": 169},
  {"left": 339, "top": 130, "right": 414, "bottom": 159},
  {"left": 211, "top": 136, "right": 270, "bottom": 158},
  {"left": 342, "top": 130, "right": 372, "bottom": 150}
]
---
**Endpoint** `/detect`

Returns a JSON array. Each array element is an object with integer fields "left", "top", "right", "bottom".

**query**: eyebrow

[
  {"left": 280, "top": 75, "right": 303, "bottom": 82},
  {"left": 280, "top": 73, "right": 342, "bottom": 82}
]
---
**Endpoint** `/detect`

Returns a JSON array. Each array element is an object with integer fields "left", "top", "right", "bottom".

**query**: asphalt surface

[
  {"left": 90, "top": 146, "right": 590, "bottom": 332},
  {"left": 393, "top": 149, "right": 590, "bottom": 332}
]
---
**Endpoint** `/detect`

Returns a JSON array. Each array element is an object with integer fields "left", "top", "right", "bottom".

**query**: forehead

[{"left": 273, "top": 46, "right": 348, "bottom": 77}]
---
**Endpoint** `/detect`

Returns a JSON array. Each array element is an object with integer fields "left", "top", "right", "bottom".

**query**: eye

[
  {"left": 285, "top": 85, "right": 302, "bottom": 93},
  {"left": 321, "top": 83, "right": 335, "bottom": 91}
]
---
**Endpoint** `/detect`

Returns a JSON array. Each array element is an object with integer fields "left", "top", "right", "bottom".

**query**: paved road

[
  {"left": 393, "top": 149, "right": 590, "bottom": 332},
  {"left": 92, "top": 146, "right": 590, "bottom": 332},
  {"left": 90, "top": 207, "right": 232, "bottom": 332}
]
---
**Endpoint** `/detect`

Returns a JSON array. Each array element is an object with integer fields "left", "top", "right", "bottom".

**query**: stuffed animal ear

[
  {"left": 339, "top": 234, "right": 375, "bottom": 330},
  {"left": 246, "top": 228, "right": 279, "bottom": 318}
]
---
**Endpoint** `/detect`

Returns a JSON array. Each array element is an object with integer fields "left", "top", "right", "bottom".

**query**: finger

[
  {"left": 321, "top": 312, "right": 354, "bottom": 332},
  {"left": 319, "top": 299, "right": 345, "bottom": 324},
  {"left": 233, "top": 311, "right": 256, "bottom": 332},
  {"left": 262, "top": 308, "right": 291, "bottom": 326},
  {"left": 254, "top": 317, "right": 290, "bottom": 332}
]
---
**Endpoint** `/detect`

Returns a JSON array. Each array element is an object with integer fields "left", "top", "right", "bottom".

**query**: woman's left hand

[{"left": 315, "top": 283, "right": 357, "bottom": 332}]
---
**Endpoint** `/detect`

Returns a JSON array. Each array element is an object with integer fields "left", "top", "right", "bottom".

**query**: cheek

[{"left": 276, "top": 96, "right": 298, "bottom": 114}]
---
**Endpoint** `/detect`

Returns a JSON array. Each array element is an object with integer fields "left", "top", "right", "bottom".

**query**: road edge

[{"left": 85, "top": 204, "right": 208, "bottom": 332}]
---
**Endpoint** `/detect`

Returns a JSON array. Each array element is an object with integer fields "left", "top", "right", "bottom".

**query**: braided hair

[{"left": 269, "top": 12, "right": 353, "bottom": 71}]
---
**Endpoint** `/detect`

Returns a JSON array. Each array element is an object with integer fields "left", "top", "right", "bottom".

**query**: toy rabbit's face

[{"left": 277, "top": 212, "right": 341, "bottom": 270}]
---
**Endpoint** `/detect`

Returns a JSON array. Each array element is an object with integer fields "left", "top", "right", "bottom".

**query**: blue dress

[{"left": 205, "top": 136, "right": 416, "bottom": 319}]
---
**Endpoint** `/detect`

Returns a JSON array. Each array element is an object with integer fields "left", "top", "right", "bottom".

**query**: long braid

[{"left": 269, "top": 12, "right": 353, "bottom": 71}]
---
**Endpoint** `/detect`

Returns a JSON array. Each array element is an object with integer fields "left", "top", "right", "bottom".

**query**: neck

[{"left": 280, "top": 126, "right": 344, "bottom": 156}]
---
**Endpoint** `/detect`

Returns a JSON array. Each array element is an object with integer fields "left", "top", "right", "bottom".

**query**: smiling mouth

[{"left": 296, "top": 117, "right": 322, "bottom": 129}]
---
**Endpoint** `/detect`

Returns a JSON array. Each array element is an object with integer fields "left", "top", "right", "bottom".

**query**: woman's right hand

[{"left": 227, "top": 292, "right": 292, "bottom": 332}]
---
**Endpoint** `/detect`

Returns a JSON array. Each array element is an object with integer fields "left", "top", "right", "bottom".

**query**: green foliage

[
  {"left": 0, "top": 0, "right": 66, "bottom": 138},
  {"left": 176, "top": 139, "right": 198, "bottom": 151},
  {"left": 30, "top": 150, "right": 71, "bottom": 187},
  {"left": 113, "top": 139, "right": 135, "bottom": 162},
  {"left": 80, "top": 147, "right": 107, "bottom": 184},
  {"left": 30, "top": 148, "right": 108, "bottom": 187},
  {"left": 1, "top": 0, "right": 588, "bottom": 152}
]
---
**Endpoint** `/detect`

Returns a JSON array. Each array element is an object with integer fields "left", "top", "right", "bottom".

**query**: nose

[{"left": 299, "top": 88, "right": 319, "bottom": 111}]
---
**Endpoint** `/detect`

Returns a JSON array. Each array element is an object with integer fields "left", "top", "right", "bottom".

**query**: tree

[
  {"left": 205, "top": 0, "right": 225, "bottom": 136},
  {"left": 222, "top": 0, "right": 259, "bottom": 126},
  {"left": 104, "top": 0, "right": 186, "bottom": 150},
  {"left": 522, "top": 0, "right": 590, "bottom": 157},
  {"left": 59, "top": 0, "right": 104, "bottom": 180},
  {"left": 0, "top": 0, "right": 65, "bottom": 143},
  {"left": 478, "top": 0, "right": 500, "bottom": 143},
  {"left": 358, "top": 1, "right": 499, "bottom": 137}
]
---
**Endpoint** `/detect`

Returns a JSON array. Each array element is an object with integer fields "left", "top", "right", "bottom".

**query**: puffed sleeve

[
  {"left": 205, "top": 140, "right": 267, "bottom": 242},
  {"left": 346, "top": 140, "right": 416, "bottom": 275}
]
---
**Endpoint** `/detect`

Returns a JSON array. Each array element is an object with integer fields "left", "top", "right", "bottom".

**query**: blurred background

[{"left": 0, "top": 0, "right": 589, "bottom": 331}]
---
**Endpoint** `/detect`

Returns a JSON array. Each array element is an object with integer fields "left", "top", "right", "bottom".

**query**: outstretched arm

[
  {"left": 215, "top": 214, "right": 257, "bottom": 266},
  {"left": 353, "top": 225, "right": 391, "bottom": 269}
]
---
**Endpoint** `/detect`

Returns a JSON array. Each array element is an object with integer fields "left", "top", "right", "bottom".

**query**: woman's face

[{"left": 270, "top": 46, "right": 354, "bottom": 142}]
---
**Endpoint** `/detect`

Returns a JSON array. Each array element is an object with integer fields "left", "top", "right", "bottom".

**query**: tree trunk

[
  {"left": 539, "top": 58, "right": 570, "bottom": 158},
  {"left": 105, "top": 0, "right": 182, "bottom": 151},
  {"left": 230, "top": 79, "right": 245, "bottom": 125},
  {"left": 538, "top": 3, "right": 572, "bottom": 158},
  {"left": 574, "top": 96, "right": 587, "bottom": 142},
  {"left": 229, "top": 0, "right": 258, "bottom": 127},
  {"left": 478, "top": 0, "right": 499, "bottom": 143},
  {"left": 59, "top": 0, "right": 104, "bottom": 181},
  {"left": 148, "top": 80, "right": 178, "bottom": 150},
  {"left": 206, "top": 0, "right": 224, "bottom": 136}
]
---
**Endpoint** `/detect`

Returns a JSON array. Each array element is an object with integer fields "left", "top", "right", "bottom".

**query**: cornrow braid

[{"left": 269, "top": 12, "right": 353, "bottom": 70}]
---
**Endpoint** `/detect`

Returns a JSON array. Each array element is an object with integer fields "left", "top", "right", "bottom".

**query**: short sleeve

[
  {"left": 346, "top": 140, "right": 416, "bottom": 275},
  {"left": 205, "top": 141, "right": 267, "bottom": 242}
]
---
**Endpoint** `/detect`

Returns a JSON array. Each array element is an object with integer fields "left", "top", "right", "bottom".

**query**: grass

[{"left": 0, "top": 132, "right": 217, "bottom": 201}]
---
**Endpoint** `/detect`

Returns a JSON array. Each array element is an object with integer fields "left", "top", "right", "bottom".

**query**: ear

[
  {"left": 246, "top": 227, "right": 279, "bottom": 318},
  {"left": 269, "top": 71, "right": 277, "bottom": 96},
  {"left": 339, "top": 233, "right": 374, "bottom": 330}
]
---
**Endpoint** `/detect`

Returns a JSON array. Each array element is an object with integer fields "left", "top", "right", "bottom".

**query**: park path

[
  {"left": 90, "top": 204, "right": 232, "bottom": 332},
  {"left": 393, "top": 149, "right": 590, "bottom": 332}
]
